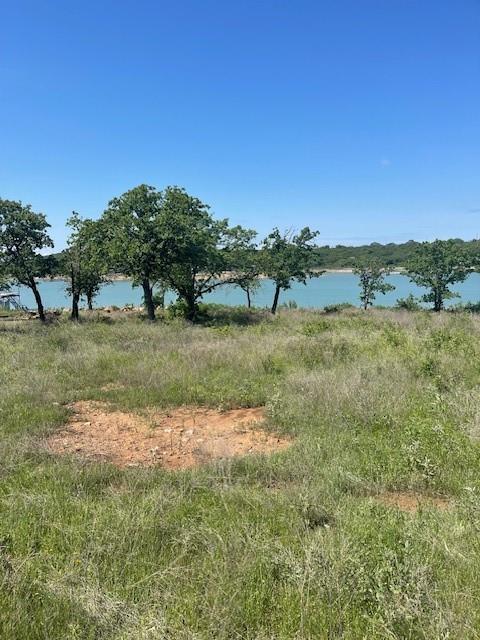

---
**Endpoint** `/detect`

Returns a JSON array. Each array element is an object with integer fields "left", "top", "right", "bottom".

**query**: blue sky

[{"left": 1, "top": 0, "right": 479, "bottom": 249}]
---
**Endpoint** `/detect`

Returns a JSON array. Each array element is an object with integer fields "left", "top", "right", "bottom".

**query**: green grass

[{"left": 2, "top": 307, "right": 480, "bottom": 638}]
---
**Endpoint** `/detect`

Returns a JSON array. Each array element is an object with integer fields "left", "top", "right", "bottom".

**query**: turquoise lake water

[{"left": 14, "top": 273, "right": 480, "bottom": 310}]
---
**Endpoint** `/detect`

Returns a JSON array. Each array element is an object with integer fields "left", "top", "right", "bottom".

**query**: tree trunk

[
  {"left": 142, "top": 279, "right": 155, "bottom": 321},
  {"left": 271, "top": 285, "right": 281, "bottom": 314},
  {"left": 70, "top": 266, "right": 80, "bottom": 321},
  {"left": 434, "top": 288, "right": 442, "bottom": 312},
  {"left": 185, "top": 295, "right": 197, "bottom": 322},
  {"left": 71, "top": 292, "right": 80, "bottom": 321},
  {"left": 29, "top": 278, "right": 46, "bottom": 322},
  {"left": 246, "top": 288, "right": 251, "bottom": 309},
  {"left": 86, "top": 291, "right": 93, "bottom": 311}
]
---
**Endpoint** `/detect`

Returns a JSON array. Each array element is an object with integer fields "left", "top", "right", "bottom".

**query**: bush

[
  {"left": 450, "top": 301, "right": 480, "bottom": 313},
  {"left": 395, "top": 294, "right": 422, "bottom": 311},
  {"left": 323, "top": 302, "right": 355, "bottom": 314},
  {"left": 151, "top": 291, "right": 166, "bottom": 308},
  {"left": 165, "top": 299, "right": 195, "bottom": 319},
  {"left": 165, "top": 300, "right": 264, "bottom": 325}
]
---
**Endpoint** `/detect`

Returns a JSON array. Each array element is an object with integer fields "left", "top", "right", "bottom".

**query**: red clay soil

[
  {"left": 46, "top": 401, "right": 290, "bottom": 469},
  {"left": 375, "top": 491, "right": 452, "bottom": 513}
]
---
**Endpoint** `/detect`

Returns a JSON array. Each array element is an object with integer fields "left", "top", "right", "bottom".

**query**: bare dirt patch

[
  {"left": 375, "top": 491, "right": 452, "bottom": 513},
  {"left": 46, "top": 401, "right": 290, "bottom": 469},
  {"left": 99, "top": 382, "right": 126, "bottom": 392}
]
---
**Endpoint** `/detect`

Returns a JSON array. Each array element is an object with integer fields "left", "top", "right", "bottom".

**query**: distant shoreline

[{"left": 38, "top": 268, "right": 407, "bottom": 283}]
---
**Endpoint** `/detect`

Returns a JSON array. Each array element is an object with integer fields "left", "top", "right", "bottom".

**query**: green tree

[
  {"left": 469, "top": 240, "right": 480, "bottom": 272},
  {"left": 0, "top": 198, "right": 53, "bottom": 321},
  {"left": 64, "top": 213, "right": 108, "bottom": 320},
  {"left": 261, "top": 227, "right": 321, "bottom": 314},
  {"left": 101, "top": 185, "right": 164, "bottom": 321},
  {"left": 80, "top": 219, "right": 109, "bottom": 311},
  {"left": 353, "top": 260, "right": 395, "bottom": 309},
  {"left": 227, "top": 227, "right": 261, "bottom": 308},
  {"left": 235, "top": 260, "right": 261, "bottom": 309},
  {"left": 406, "top": 239, "right": 475, "bottom": 311},
  {"left": 160, "top": 187, "right": 253, "bottom": 321}
]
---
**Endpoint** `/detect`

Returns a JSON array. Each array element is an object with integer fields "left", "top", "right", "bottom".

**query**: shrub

[
  {"left": 151, "top": 291, "right": 166, "bottom": 308},
  {"left": 450, "top": 301, "right": 480, "bottom": 313},
  {"left": 166, "top": 298, "right": 195, "bottom": 319},
  {"left": 323, "top": 302, "right": 355, "bottom": 314},
  {"left": 395, "top": 294, "right": 422, "bottom": 311}
]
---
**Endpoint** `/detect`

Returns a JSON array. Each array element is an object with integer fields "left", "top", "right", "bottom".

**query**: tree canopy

[
  {"left": 261, "top": 227, "right": 321, "bottom": 313},
  {"left": 313, "top": 238, "right": 480, "bottom": 270},
  {"left": 406, "top": 239, "right": 476, "bottom": 311},
  {"left": 64, "top": 212, "right": 108, "bottom": 320},
  {"left": 159, "top": 186, "right": 255, "bottom": 320},
  {"left": 225, "top": 227, "right": 260, "bottom": 308},
  {"left": 353, "top": 260, "right": 395, "bottom": 309},
  {"left": 101, "top": 185, "right": 164, "bottom": 320},
  {"left": 2, "top": 186, "right": 479, "bottom": 320},
  {"left": 0, "top": 198, "right": 53, "bottom": 321}
]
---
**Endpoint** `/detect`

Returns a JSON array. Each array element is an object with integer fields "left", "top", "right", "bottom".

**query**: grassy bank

[{"left": 2, "top": 308, "right": 480, "bottom": 638}]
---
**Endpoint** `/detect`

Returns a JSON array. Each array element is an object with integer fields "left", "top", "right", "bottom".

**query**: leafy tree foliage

[
  {"left": 4, "top": 187, "right": 478, "bottom": 322},
  {"left": 226, "top": 227, "right": 261, "bottom": 308},
  {"left": 64, "top": 212, "right": 108, "bottom": 320},
  {"left": 159, "top": 187, "right": 254, "bottom": 321},
  {"left": 0, "top": 198, "right": 53, "bottom": 321},
  {"left": 406, "top": 239, "right": 476, "bottom": 311},
  {"left": 80, "top": 219, "right": 109, "bottom": 310},
  {"left": 353, "top": 260, "right": 395, "bottom": 309},
  {"left": 313, "top": 238, "right": 480, "bottom": 269},
  {"left": 395, "top": 294, "right": 422, "bottom": 311},
  {"left": 0, "top": 269, "right": 10, "bottom": 292},
  {"left": 261, "top": 227, "right": 321, "bottom": 314},
  {"left": 101, "top": 185, "right": 164, "bottom": 320}
]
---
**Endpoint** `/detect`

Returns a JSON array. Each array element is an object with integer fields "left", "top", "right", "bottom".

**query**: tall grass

[{"left": 1, "top": 308, "right": 480, "bottom": 638}]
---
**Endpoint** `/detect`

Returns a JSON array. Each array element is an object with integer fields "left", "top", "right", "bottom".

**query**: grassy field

[{"left": 2, "top": 307, "right": 480, "bottom": 639}]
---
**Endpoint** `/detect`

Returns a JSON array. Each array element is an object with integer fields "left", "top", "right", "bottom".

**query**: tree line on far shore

[
  {"left": 0, "top": 185, "right": 479, "bottom": 322},
  {"left": 315, "top": 237, "right": 480, "bottom": 269}
]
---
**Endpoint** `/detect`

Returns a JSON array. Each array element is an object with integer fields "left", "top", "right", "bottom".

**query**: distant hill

[
  {"left": 41, "top": 239, "right": 480, "bottom": 274},
  {"left": 313, "top": 238, "right": 480, "bottom": 269}
]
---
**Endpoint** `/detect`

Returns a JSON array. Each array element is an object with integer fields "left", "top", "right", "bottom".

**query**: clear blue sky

[{"left": 1, "top": 0, "right": 479, "bottom": 249}]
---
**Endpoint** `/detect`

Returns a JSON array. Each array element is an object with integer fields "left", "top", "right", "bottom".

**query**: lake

[{"left": 13, "top": 272, "right": 480, "bottom": 310}]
